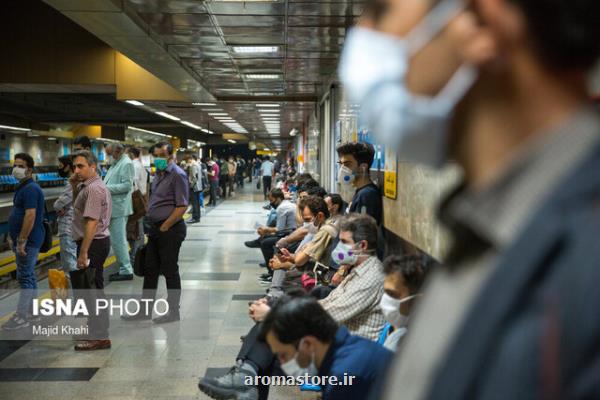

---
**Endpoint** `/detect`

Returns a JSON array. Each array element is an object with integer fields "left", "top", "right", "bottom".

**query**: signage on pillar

[{"left": 384, "top": 147, "right": 397, "bottom": 200}]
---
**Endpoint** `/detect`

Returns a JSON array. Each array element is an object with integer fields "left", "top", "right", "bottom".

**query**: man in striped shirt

[{"left": 70, "top": 150, "right": 112, "bottom": 351}]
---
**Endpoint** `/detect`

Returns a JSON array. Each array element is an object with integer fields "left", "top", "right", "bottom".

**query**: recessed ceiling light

[
  {"left": 246, "top": 74, "right": 280, "bottom": 80},
  {"left": 227, "top": 139, "right": 237, "bottom": 144},
  {"left": 209, "top": 113, "right": 229, "bottom": 116},
  {"left": 125, "top": 100, "right": 144, "bottom": 106},
  {"left": 193, "top": 103, "right": 216, "bottom": 106},
  {"left": 155, "top": 111, "right": 181, "bottom": 121},
  {"left": 128, "top": 126, "right": 172, "bottom": 138},
  {"left": 256, "top": 104, "right": 280, "bottom": 107},
  {"left": 202, "top": 109, "right": 223, "bottom": 112},
  {"left": 233, "top": 46, "right": 278, "bottom": 54}
]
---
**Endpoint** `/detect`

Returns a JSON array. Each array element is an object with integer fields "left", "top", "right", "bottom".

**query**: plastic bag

[{"left": 48, "top": 269, "right": 69, "bottom": 300}]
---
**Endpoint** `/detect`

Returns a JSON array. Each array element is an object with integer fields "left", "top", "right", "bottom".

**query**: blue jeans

[
  {"left": 59, "top": 235, "right": 78, "bottom": 273},
  {"left": 14, "top": 245, "right": 40, "bottom": 316}
]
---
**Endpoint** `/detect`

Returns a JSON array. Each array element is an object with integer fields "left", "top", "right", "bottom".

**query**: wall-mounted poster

[{"left": 384, "top": 147, "right": 397, "bottom": 200}]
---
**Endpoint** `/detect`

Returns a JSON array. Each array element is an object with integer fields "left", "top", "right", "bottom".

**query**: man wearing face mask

[
  {"left": 259, "top": 296, "right": 393, "bottom": 400},
  {"left": 103, "top": 143, "right": 135, "bottom": 282},
  {"left": 53, "top": 155, "right": 78, "bottom": 280},
  {"left": 339, "top": 0, "right": 600, "bottom": 399},
  {"left": 122, "top": 142, "right": 189, "bottom": 323},
  {"left": 379, "top": 254, "right": 435, "bottom": 351},
  {"left": 2, "top": 153, "right": 45, "bottom": 331},
  {"left": 336, "top": 142, "right": 381, "bottom": 225}
]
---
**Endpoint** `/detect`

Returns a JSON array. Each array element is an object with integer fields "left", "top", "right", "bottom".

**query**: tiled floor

[{"left": 0, "top": 186, "right": 301, "bottom": 399}]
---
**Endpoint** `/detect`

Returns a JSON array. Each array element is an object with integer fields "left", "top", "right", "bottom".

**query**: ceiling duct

[{"left": 42, "top": 0, "right": 214, "bottom": 102}]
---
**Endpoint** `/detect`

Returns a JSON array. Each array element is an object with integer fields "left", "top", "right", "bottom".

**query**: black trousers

[
  {"left": 220, "top": 175, "right": 228, "bottom": 198},
  {"left": 262, "top": 176, "right": 272, "bottom": 199},
  {"left": 237, "top": 323, "right": 283, "bottom": 400},
  {"left": 71, "top": 237, "right": 110, "bottom": 339},
  {"left": 209, "top": 181, "right": 218, "bottom": 206},
  {"left": 190, "top": 188, "right": 201, "bottom": 221},
  {"left": 142, "top": 220, "right": 186, "bottom": 311},
  {"left": 261, "top": 238, "right": 300, "bottom": 275}
]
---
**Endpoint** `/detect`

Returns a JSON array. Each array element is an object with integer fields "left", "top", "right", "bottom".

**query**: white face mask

[
  {"left": 12, "top": 166, "right": 27, "bottom": 180},
  {"left": 331, "top": 242, "right": 360, "bottom": 266},
  {"left": 303, "top": 219, "right": 319, "bottom": 235},
  {"left": 337, "top": 165, "right": 355, "bottom": 185},
  {"left": 379, "top": 293, "right": 418, "bottom": 328},
  {"left": 338, "top": 0, "right": 477, "bottom": 169},
  {"left": 280, "top": 339, "right": 318, "bottom": 378}
]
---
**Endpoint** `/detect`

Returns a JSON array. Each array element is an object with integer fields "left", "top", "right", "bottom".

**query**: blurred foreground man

[{"left": 338, "top": 0, "right": 600, "bottom": 398}]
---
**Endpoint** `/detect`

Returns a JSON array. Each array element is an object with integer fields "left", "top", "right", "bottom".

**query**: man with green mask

[{"left": 122, "top": 142, "right": 189, "bottom": 324}]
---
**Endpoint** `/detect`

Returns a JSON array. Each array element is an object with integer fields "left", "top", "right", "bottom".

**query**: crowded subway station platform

[{"left": 1, "top": 0, "right": 600, "bottom": 399}]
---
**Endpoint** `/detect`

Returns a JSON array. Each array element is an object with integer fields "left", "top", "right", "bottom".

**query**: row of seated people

[{"left": 199, "top": 179, "right": 438, "bottom": 399}]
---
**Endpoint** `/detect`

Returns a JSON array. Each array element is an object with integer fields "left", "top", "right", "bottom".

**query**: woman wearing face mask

[{"left": 380, "top": 254, "right": 435, "bottom": 351}]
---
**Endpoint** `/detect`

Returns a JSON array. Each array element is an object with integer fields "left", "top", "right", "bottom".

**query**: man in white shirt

[
  {"left": 127, "top": 147, "right": 148, "bottom": 267},
  {"left": 259, "top": 156, "right": 274, "bottom": 200}
]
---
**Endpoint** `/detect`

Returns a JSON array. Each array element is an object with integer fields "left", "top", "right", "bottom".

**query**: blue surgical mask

[{"left": 338, "top": 0, "right": 477, "bottom": 169}]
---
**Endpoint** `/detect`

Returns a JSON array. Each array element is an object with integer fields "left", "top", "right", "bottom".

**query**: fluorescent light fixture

[
  {"left": 155, "top": 111, "right": 181, "bottom": 121},
  {"left": 233, "top": 46, "right": 278, "bottom": 54},
  {"left": 289, "top": 128, "right": 298, "bottom": 136},
  {"left": 181, "top": 121, "right": 202, "bottom": 130},
  {"left": 256, "top": 104, "right": 280, "bottom": 107},
  {"left": 0, "top": 124, "right": 30, "bottom": 132},
  {"left": 209, "top": 113, "right": 229, "bottom": 116},
  {"left": 246, "top": 74, "right": 280, "bottom": 80},
  {"left": 264, "top": 148, "right": 271, "bottom": 151},
  {"left": 202, "top": 108, "right": 223, "bottom": 112},
  {"left": 47, "top": 137, "right": 56, "bottom": 141},
  {"left": 227, "top": 139, "right": 237, "bottom": 144},
  {"left": 127, "top": 126, "right": 172, "bottom": 138},
  {"left": 192, "top": 102, "right": 216, "bottom": 106},
  {"left": 125, "top": 100, "right": 145, "bottom": 106}
]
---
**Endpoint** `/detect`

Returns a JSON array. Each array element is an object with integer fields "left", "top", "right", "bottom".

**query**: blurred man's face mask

[{"left": 339, "top": 0, "right": 477, "bottom": 169}]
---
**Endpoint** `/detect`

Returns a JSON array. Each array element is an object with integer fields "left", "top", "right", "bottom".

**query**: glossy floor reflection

[{"left": 0, "top": 186, "right": 300, "bottom": 399}]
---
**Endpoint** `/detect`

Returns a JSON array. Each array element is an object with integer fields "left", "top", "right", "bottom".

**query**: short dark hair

[
  {"left": 383, "top": 254, "right": 437, "bottom": 294},
  {"left": 307, "top": 186, "right": 328, "bottom": 198},
  {"left": 327, "top": 193, "right": 345, "bottom": 214},
  {"left": 269, "top": 188, "right": 285, "bottom": 200},
  {"left": 265, "top": 156, "right": 271, "bottom": 161},
  {"left": 298, "top": 178, "right": 319, "bottom": 193},
  {"left": 128, "top": 147, "right": 141, "bottom": 158},
  {"left": 73, "top": 136, "right": 92, "bottom": 149},
  {"left": 339, "top": 213, "right": 378, "bottom": 250},
  {"left": 192, "top": 154, "right": 198, "bottom": 160},
  {"left": 58, "top": 155, "right": 73, "bottom": 169},
  {"left": 15, "top": 153, "right": 34, "bottom": 169},
  {"left": 302, "top": 195, "right": 330, "bottom": 220},
  {"left": 72, "top": 150, "right": 98, "bottom": 167},
  {"left": 258, "top": 296, "right": 338, "bottom": 344},
  {"left": 512, "top": 0, "right": 600, "bottom": 70},
  {"left": 154, "top": 141, "right": 174, "bottom": 155},
  {"left": 336, "top": 142, "right": 375, "bottom": 167}
]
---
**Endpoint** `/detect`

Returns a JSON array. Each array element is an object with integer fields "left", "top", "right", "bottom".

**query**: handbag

[
  {"left": 256, "top": 180, "right": 261, "bottom": 190},
  {"left": 130, "top": 189, "right": 148, "bottom": 220},
  {"left": 40, "top": 204, "right": 53, "bottom": 253},
  {"left": 133, "top": 244, "right": 147, "bottom": 277}
]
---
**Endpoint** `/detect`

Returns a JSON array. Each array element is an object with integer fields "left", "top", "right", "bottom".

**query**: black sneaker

[
  {"left": 244, "top": 239, "right": 261, "bottom": 248},
  {"left": 258, "top": 262, "right": 266, "bottom": 268},
  {"left": 259, "top": 275, "right": 272, "bottom": 285},
  {"left": 262, "top": 204, "right": 271, "bottom": 210},
  {"left": 26, "top": 314, "right": 41, "bottom": 323},
  {"left": 198, "top": 364, "right": 258, "bottom": 400},
  {"left": 152, "top": 311, "right": 180, "bottom": 324},
  {"left": 2, "top": 313, "right": 30, "bottom": 331},
  {"left": 109, "top": 273, "right": 134, "bottom": 282},
  {"left": 258, "top": 273, "right": 271, "bottom": 280}
]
